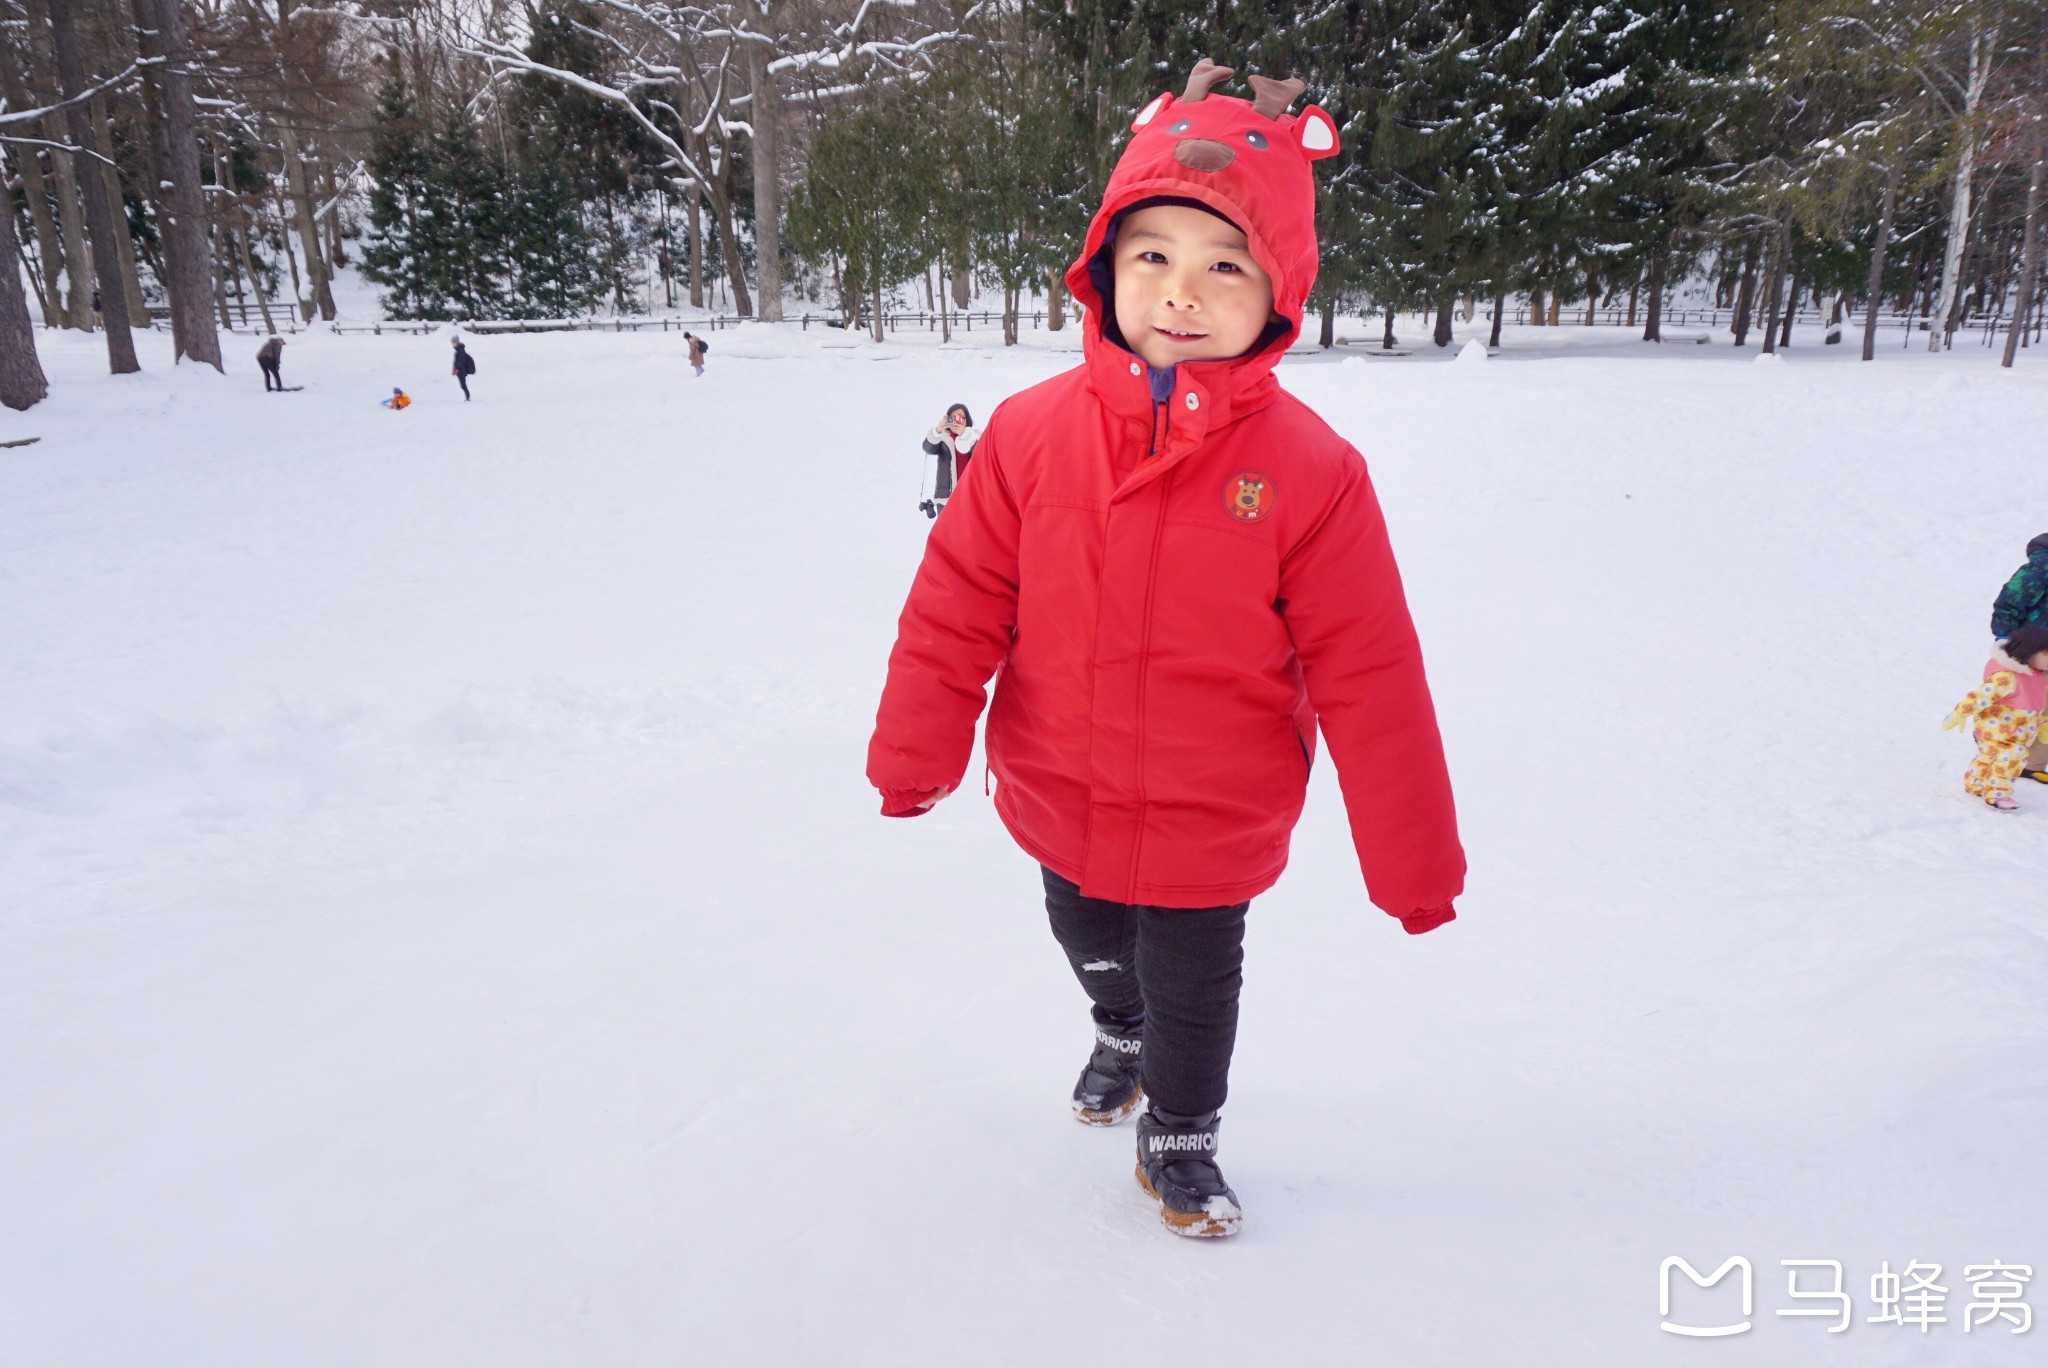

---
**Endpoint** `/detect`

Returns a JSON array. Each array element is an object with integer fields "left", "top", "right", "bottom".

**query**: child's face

[
  {"left": 1111, "top": 204, "right": 1276, "bottom": 370},
  {"left": 2030, "top": 648, "right": 2048, "bottom": 672}
]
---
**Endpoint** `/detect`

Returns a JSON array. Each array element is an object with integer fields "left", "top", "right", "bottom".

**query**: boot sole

[
  {"left": 1073, "top": 1084, "right": 1144, "bottom": 1127},
  {"left": 1135, "top": 1164, "right": 1241, "bottom": 1238}
]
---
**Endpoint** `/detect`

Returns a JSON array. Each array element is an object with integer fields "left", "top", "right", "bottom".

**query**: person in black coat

[
  {"left": 256, "top": 335, "right": 286, "bottom": 391},
  {"left": 451, "top": 336, "right": 476, "bottom": 400}
]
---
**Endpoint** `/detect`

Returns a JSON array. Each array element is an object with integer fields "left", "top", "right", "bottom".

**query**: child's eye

[
  {"left": 1138, "top": 251, "right": 1168, "bottom": 264},
  {"left": 1212, "top": 261, "right": 1242, "bottom": 274}
]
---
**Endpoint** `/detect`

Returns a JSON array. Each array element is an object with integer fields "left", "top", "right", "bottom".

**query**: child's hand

[
  {"left": 916, "top": 787, "right": 952, "bottom": 810},
  {"left": 1942, "top": 709, "right": 1967, "bottom": 731}
]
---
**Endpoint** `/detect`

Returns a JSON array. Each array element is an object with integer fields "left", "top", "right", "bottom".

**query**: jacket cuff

[
  {"left": 878, "top": 786, "right": 940, "bottom": 818},
  {"left": 1399, "top": 903, "right": 1456, "bottom": 935}
]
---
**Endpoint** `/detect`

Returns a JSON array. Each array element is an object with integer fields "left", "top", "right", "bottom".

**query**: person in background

[
  {"left": 383, "top": 387, "right": 411, "bottom": 410},
  {"left": 257, "top": 335, "right": 286, "bottom": 392},
  {"left": 921, "top": 403, "right": 977, "bottom": 517},
  {"left": 1944, "top": 623, "right": 2048, "bottom": 811},
  {"left": 451, "top": 336, "right": 476, "bottom": 401},
  {"left": 1990, "top": 532, "right": 2048, "bottom": 783},
  {"left": 685, "top": 331, "right": 708, "bottom": 377}
]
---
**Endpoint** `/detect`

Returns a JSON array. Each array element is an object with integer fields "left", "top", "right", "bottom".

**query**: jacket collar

[
  {"left": 1079, "top": 306, "right": 1280, "bottom": 474},
  {"left": 1992, "top": 642, "right": 2037, "bottom": 675}
]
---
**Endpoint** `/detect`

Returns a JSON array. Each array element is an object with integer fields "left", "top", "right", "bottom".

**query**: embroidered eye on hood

[{"left": 1065, "top": 59, "right": 1341, "bottom": 365}]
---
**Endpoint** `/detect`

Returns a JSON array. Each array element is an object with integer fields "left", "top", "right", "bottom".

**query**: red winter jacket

[{"left": 867, "top": 78, "right": 1465, "bottom": 930}]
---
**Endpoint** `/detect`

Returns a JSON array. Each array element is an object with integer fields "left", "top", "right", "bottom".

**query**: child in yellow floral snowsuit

[{"left": 1944, "top": 624, "right": 2048, "bottom": 811}]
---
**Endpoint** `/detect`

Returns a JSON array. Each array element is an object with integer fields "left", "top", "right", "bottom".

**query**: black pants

[
  {"left": 260, "top": 360, "right": 282, "bottom": 391},
  {"left": 456, "top": 373, "right": 471, "bottom": 400},
  {"left": 1041, "top": 867, "right": 1247, "bottom": 1117}
]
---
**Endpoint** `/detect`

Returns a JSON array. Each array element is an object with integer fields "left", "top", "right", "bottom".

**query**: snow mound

[{"left": 1455, "top": 339, "right": 1488, "bottom": 363}]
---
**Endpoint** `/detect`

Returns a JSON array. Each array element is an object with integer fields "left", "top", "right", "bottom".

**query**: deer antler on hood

[
  {"left": 1181, "top": 58, "right": 1236, "bottom": 101},
  {"left": 1247, "top": 74, "right": 1306, "bottom": 120}
]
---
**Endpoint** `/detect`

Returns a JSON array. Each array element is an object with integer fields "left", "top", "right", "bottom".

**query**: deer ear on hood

[
  {"left": 1293, "top": 105, "right": 1340, "bottom": 160},
  {"left": 1131, "top": 92, "right": 1174, "bottom": 131}
]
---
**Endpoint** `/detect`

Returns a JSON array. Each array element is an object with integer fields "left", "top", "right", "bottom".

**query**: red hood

[{"left": 1065, "top": 83, "right": 1339, "bottom": 384}]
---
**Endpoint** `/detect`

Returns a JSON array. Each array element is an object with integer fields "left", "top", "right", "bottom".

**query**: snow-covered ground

[{"left": 4, "top": 318, "right": 2046, "bottom": 1366}]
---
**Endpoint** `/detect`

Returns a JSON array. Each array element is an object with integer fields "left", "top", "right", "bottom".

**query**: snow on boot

[
  {"left": 1134, "top": 1107, "right": 1241, "bottom": 1238},
  {"left": 1072, "top": 1017, "right": 1144, "bottom": 1125}
]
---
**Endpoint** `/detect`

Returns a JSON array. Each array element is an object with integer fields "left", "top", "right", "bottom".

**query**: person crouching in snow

[
  {"left": 1945, "top": 624, "right": 2048, "bottom": 811},
  {"left": 1991, "top": 532, "right": 2048, "bottom": 783},
  {"left": 382, "top": 387, "right": 411, "bottom": 410},
  {"left": 257, "top": 335, "right": 286, "bottom": 391},
  {"left": 866, "top": 60, "right": 1465, "bottom": 1239},
  {"left": 920, "top": 403, "right": 977, "bottom": 517},
  {"left": 684, "top": 331, "right": 707, "bottom": 377}
]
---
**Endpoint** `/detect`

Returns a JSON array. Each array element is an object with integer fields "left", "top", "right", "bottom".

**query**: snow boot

[
  {"left": 2021, "top": 769, "right": 2048, "bottom": 785},
  {"left": 1988, "top": 796, "right": 2019, "bottom": 812},
  {"left": 1072, "top": 1016, "right": 1144, "bottom": 1125},
  {"left": 1134, "top": 1107, "right": 1242, "bottom": 1238}
]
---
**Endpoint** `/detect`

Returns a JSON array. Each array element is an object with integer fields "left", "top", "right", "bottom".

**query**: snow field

[{"left": 3, "top": 320, "right": 2046, "bottom": 1365}]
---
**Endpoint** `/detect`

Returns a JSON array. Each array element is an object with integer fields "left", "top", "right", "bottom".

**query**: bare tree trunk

[
  {"left": 89, "top": 92, "right": 148, "bottom": 324},
  {"left": 1047, "top": 266, "right": 1066, "bottom": 331},
  {"left": 271, "top": 172, "right": 305, "bottom": 317},
  {"left": 936, "top": 249, "right": 950, "bottom": 343},
  {"left": 19, "top": 18, "right": 92, "bottom": 331},
  {"left": 1432, "top": 297, "right": 1454, "bottom": 347},
  {"left": 280, "top": 125, "right": 335, "bottom": 321},
  {"left": 47, "top": 0, "right": 139, "bottom": 372},
  {"left": 131, "top": 0, "right": 222, "bottom": 367},
  {"left": 49, "top": 144, "right": 94, "bottom": 330},
  {"left": 745, "top": 22, "right": 783, "bottom": 322},
  {"left": 2004, "top": 136, "right": 2045, "bottom": 369},
  {"left": 321, "top": 163, "right": 346, "bottom": 266},
  {"left": 235, "top": 219, "right": 276, "bottom": 336},
  {"left": 0, "top": 148, "right": 50, "bottom": 410},
  {"left": 0, "top": 58, "right": 65, "bottom": 327},
  {"left": 871, "top": 276, "right": 884, "bottom": 343},
  {"left": 1583, "top": 267, "right": 1598, "bottom": 324},
  {"left": 1626, "top": 272, "right": 1640, "bottom": 329},
  {"left": 1731, "top": 236, "right": 1760, "bottom": 345},
  {"left": 951, "top": 266, "right": 970, "bottom": 310},
  {"left": 1778, "top": 259, "right": 1800, "bottom": 348},
  {"left": 711, "top": 187, "right": 753, "bottom": 317},
  {"left": 686, "top": 180, "right": 704, "bottom": 308},
  {"left": 1643, "top": 240, "right": 1667, "bottom": 342},
  {"left": 1929, "top": 23, "right": 1996, "bottom": 353},
  {"left": 1759, "top": 217, "right": 1789, "bottom": 355},
  {"left": 18, "top": 145, "right": 66, "bottom": 326},
  {"left": 1528, "top": 285, "right": 1545, "bottom": 325},
  {"left": 1318, "top": 296, "right": 1334, "bottom": 348},
  {"left": 1488, "top": 290, "right": 1505, "bottom": 348},
  {"left": 1861, "top": 161, "right": 1899, "bottom": 361},
  {"left": 1382, "top": 305, "right": 1397, "bottom": 349}
]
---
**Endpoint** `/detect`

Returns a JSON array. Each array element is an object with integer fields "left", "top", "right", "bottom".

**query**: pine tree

[{"left": 360, "top": 72, "right": 444, "bottom": 319}]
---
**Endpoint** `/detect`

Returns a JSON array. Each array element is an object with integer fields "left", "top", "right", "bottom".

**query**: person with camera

[{"left": 920, "top": 402, "right": 977, "bottom": 518}]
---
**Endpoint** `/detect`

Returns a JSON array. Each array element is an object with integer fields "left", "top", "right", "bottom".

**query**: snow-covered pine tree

[{"left": 360, "top": 72, "right": 445, "bottom": 319}]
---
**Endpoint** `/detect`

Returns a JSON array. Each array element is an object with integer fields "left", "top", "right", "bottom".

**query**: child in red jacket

[{"left": 867, "top": 60, "right": 1465, "bottom": 1238}]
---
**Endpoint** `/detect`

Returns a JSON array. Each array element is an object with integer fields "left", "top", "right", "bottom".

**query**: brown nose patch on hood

[{"left": 1173, "top": 138, "right": 1235, "bottom": 173}]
